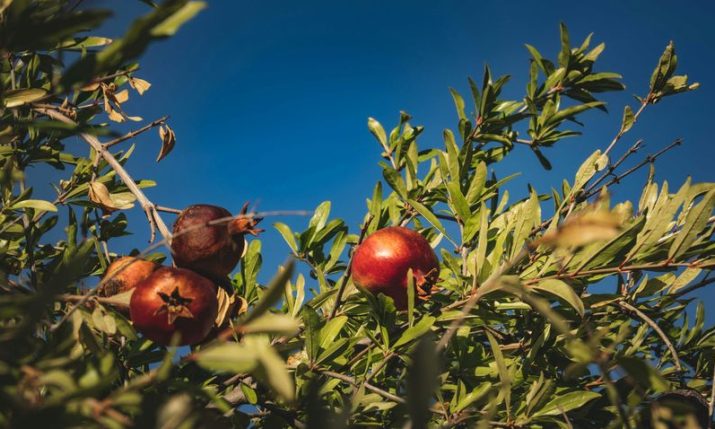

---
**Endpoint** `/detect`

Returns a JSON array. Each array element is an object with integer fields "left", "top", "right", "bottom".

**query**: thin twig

[
  {"left": 603, "top": 101, "right": 648, "bottom": 157},
  {"left": 321, "top": 370, "right": 405, "bottom": 404},
  {"left": 709, "top": 360, "right": 715, "bottom": 423},
  {"left": 36, "top": 107, "right": 172, "bottom": 244},
  {"left": 105, "top": 116, "right": 168, "bottom": 148},
  {"left": 155, "top": 205, "right": 182, "bottom": 214},
  {"left": 617, "top": 301, "right": 682, "bottom": 372},
  {"left": 582, "top": 138, "right": 682, "bottom": 201},
  {"left": 584, "top": 139, "right": 643, "bottom": 196},
  {"left": 436, "top": 247, "right": 529, "bottom": 350},
  {"left": 328, "top": 214, "right": 373, "bottom": 319}
]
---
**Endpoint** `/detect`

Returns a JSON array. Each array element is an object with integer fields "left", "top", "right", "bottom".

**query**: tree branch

[
  {"left": 617, "top": 300, "right": 682, "bottom": 372},
  {"left": 105, "top": 115, "right": 168, "bottom": 148},
  {"left": 36, "top": 107, "right": 172, "bottom": 244}
]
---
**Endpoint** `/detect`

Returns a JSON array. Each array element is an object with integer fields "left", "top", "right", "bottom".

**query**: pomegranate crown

[{"left": 227, "top": 202, "right": 264, "bottom": 237}]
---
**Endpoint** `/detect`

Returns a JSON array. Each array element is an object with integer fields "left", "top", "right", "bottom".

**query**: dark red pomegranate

[
  {"left": 351, "top": 226, "right": 439, "bottom": 310},
  {"left": 98, "top": 256, "right": 159, "bottom": 297},
  {"left": 171, "top": 204, "right": 262, "bottom": 279},
  {"left": 129, "top": 267, "right": 218, "bottom": 346}
]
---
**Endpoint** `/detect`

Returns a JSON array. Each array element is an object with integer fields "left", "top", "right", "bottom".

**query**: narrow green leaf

[
  {"left": 620, "top": 105, "right": 635, "bottom": 133},
  {"left": 531, "top": 391, "right": 600, "bottom": 418},
  {"left": 150, "top": 1, "right": 206, "bottom": 36},
  {"left": 10, "top": 199, "right": 57, "bottom": 212},
  {"left": 368, "top": 117, "right": 388, "bottom": 148},
  {"left": 531, "top": 279, "right": 585, "bottom": 316},
  {"left": 241, "top": 313, "right": 300, "bottom": 336},
  {"left": 243, "top": 259, "right": 294, "bottom": 324},
  {"left": 394, "top": 316, "right": 436, "bottom": 349},
  {"left": 407, "top": 333, "right": 439, "bottom": 429},
  {"left": 3, "top": 88, "right": 48, "bottom": 108},
  {"left": 668, "top": 189, "right": 715, "bottom": 260},
  {"left": 195, "top": 343, "right": 259, "bottom": 373}
]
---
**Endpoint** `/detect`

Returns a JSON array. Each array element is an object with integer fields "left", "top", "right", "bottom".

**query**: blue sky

[{"left": 82, "top": 1, "right": 715, "bottom": 314}]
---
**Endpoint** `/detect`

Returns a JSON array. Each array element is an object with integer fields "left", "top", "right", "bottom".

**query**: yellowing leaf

[
  {"left": 129, "top": 77, "right": 152, "bottom": 95},
  {"left": 88, "top": 181, "right": 135, "bottom": 213},
  {"left": 114, "top": 89, "right": 129, "bottom": 104},
  {"left": 10, "top": 199, "right": 57, "bottom": 212},
  {"left": 535, "top": 210, "right": 621, "bottom": 248},
  {"left": 4, "top": 88, "right": 47, "bottom": 108}
]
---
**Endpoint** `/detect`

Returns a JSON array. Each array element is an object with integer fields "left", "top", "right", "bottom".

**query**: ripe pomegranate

[
  {"left": 351, "top": 226, "right": 439, "bottom": 310},
  {"left": 98, "top": 256, "right": 159, "bottom": 297},
  {"left": 171, "top": 204, "right": 262, "bottom": 280},
  {"left": 129, "top": 267, "right": 218, "bottom": 346}
]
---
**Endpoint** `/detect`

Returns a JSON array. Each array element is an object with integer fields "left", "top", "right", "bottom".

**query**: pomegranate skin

[
  {"left": 171, "top": 204, "right": 244, "bottom": 279},
  {"left": 129, "top": 267, "right": 218, "bottom": 346},
  {"left": 351, "top": 226, "right": 439, "bottom": 310},
  {"left": 98, "top": 256, "right": 158, "bottom": 297}
]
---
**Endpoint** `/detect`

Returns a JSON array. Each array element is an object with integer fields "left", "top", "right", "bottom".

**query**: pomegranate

[
  {"left": 129, "top": 267, "right": 218, "bottom": 346},
  {"left": 98, "top": 256, "right": 158, "bottom": 297},
  {"left": 351, "top": 226, "right": 439, "bottom": 310},
  {"left": 171, "top": 204, "right": 262, "bottom": 280}
]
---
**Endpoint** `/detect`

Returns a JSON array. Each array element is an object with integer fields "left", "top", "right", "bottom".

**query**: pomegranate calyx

[
  {"left": 228, "top": 216, "right": 264, "bottom": 237},
  {"left": 155, "top": 287, "right": 195, "bottom": 324}
]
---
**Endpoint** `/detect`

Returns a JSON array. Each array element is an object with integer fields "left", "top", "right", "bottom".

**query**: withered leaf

[
  {"left": 535, "top": 210, "right": 622, "bottom": 248},
  {"left": 157, "top": 124, "right": 176, "bottom": 162},
  {"left": 88, "top": 181, "right": 136, "bottom": 214},
  {"left": 129, "top": 77, "right": 152, "bottom": 95}
]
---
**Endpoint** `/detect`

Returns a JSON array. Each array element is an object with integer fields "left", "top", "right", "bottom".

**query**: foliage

[{"left": 0, "top": 2, "right": 713, "bottom": 428}]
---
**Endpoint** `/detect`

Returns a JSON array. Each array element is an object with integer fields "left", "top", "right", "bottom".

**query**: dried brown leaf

[
  {"left": 129, "top": 77, "right": 152, "bottom": 95},
  {"left": 157, "top": 125, "right": 176, "bottom": 162},
  {"left": 88, "top": 181, "right": 135, "bottom": 214},
  {"left": 535, "top": 210, "right": 622, "bottom": 248}
]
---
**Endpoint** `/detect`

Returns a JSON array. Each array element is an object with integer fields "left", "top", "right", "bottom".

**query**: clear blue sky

[{"left": 85, "top": 1, "right": 714, "bottom": 315}]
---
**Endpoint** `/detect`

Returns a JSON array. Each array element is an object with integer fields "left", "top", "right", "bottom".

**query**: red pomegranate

[
  {"left": 351, "top": 226, "right": 439, "bottom": 310},
  {"left": 170, "top": 204, "right": 262, "bottom": 279},
  {"left": 129, "top": 267, "right": 218, "bottom": 346},
  {"left": 98, "top": 256, "right": 159, "bottom": 297}
]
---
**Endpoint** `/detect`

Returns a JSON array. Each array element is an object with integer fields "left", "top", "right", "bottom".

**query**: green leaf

[
  {"left": 194, "top": 343, "right": 259, "bottom": 373},
  {"left": 241, "top": 313, "right": 300, "bottom": 336},
  {"left": 150, "top": 1, "right": 206, "bottom": 36},
  {"left": 454, "top": 382, "right": 492, "bottom": 413},
  {"left": 407, "top": 333, "right": 438, "bottom": 429},
  {"left": 302, "top": 305, "right": 321, "bottom": 361},
  {"left": 557, "top": 22, "right": 570, "bottom": 67},
  {"left": 668, "top": 190, "right": 715, "bottom": 260},
  {"left": 243, "top": 259, "right": 294, "bottom": 324},
  {"left": 368, "top": 117, "right": 388, "bottom": 148},
  {"left": 319, "top": 315, "right": 347, "bottom": 349},
  {"left": 531, "top": 279, "right": 585, "bottom": 316},
  {"left": 252, "top": 337, "right": 295, "bottom": 402},
  {"left": 383, "top": 168, "right": 407, "bottom": 199},
  {"left": 486, "top": 331, "right": 511, "bottom": 417},
  {"left": 650, "top": 41, "right": 677, "bottom": 93},
  {"left": 308, "top": 201, "right": 331, "bottom": 231},
  {"left": 449, "top": 88, "right": 467, "bottom": 122},
  {"left": 274, "top": 222, "right": 299, "bottom": 253},
  {"left": 531, "top": 391, "right": 600, "bottom": 418},
  {"left": 10, "top": 199, "right": 57, "bottom": 212},
  {"left": 406, "top": 198, "right": 454, "bottom": 245},
  {"left": 3, "top": 88, "right": 47, "bottom": 108},
  {"left": 617, "top": 357, "right": 669, "bottom": 392},
  {"left": 394, "top": 316, "right": 436, "bottom": 349},
  {"left": 547, "top": 102, "right": 605, "bottom": 126},
  {"left": 620, "top": 105, "right": 635, "bottom": 133}
]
